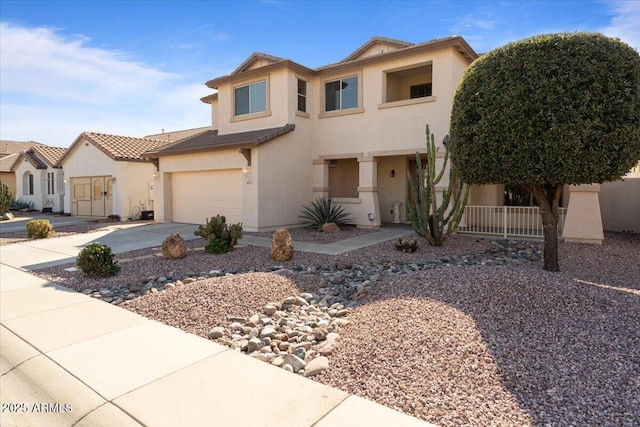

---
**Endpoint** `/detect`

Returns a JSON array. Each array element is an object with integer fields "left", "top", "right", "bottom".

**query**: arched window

[{"left": 23, "top": 172, "right": 34, "bottom": 195}]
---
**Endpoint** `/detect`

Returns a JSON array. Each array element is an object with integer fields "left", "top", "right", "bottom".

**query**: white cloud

[
  {"left": 0, "top": 22, "right": 212, "bottom": 146},
  {"left": 599, "top": 0, "right": 640, "bottom": 51}
]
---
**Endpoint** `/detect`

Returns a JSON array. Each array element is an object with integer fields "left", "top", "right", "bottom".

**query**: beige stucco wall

[
  {"left": 61, "top": 138, "right": 155, "bottom": 218},
  {"left": 252, "top": 124, "right": 314, "bottom": 231},
  {"left": 216, "top": 68, "right": 293, "bottom": 135},
  {"left": 0, "top": 172, "right": 16, "bottom": 200},
  {"left": 599, "top": 178, "right": 640, "bottom": 233}
]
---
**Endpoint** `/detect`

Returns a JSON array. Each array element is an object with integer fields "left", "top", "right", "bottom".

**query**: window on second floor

[
  {"left": 410, "top": 83, "right": 432, "bottom": 99},
  {"left": 234, "top": 80, "right": 266, "bottom": 116},
  {"left": 297, "top": 79, "right": 307, "bottom": 113},
  {"left": 47, "top": 172, "right": 55, "bottom": 195},
  {"left": 384, "top": 63, "right": 433, "bottom": 103},
  {"left": 325, "top": 76, "right": 358, "bottom": 112}
]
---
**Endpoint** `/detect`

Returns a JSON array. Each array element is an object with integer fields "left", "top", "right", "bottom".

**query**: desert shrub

[
  {"left": 299, "top": 196, "right": 353, "bottom": 229},
  {"left": 205, "top": 238, "right": 229, "bottom": 254},
  {"left": 11, "top": 199, "right": 34, "bottom": 211},
  {"left": 76, "top": 242, "right": 121, "bottom": 277},
  {"left": 194, "top": 215, "right": 243, "bottom": 254},
  {"left": 26, "top": 219, "right": 54, "bottom": 238}
]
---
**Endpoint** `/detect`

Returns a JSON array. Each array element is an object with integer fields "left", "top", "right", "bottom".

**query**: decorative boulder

[
  {"left": 271, "top": 228, "right": 294, "bottom": 261},
  {"left": 322, "top": 222, "right": 340, "bottom": 233},
  {"left": 2, "top": 212, "right": 14, "bottom": 221},
  {"left": 162, "top": 233, "right": 188, "bottom": 259}
]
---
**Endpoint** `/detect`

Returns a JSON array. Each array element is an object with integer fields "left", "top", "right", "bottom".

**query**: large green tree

[{"left": 449, "top": 33, "right": 640, "bottom": 271}]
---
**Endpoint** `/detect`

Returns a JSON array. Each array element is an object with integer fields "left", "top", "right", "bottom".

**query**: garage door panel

[{"left": 171, "top": 170, "right": 242, "bottom": 224}]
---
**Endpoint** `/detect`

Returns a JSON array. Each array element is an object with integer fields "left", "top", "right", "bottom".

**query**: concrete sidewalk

[{"left": 0, "top": 222, "right": 433, "bottom": 427}]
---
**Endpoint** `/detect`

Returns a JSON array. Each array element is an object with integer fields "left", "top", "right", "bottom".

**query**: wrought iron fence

[{"left": 458, "top": 205, "right": 567, "bottom": 238}]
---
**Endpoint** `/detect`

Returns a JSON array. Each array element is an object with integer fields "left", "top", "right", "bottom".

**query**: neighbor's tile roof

[
  {"left": 144, "top": 126, "right": 214, "bottom": 143},
  {"left": 32, "top": 146, "right": 67, "bottom": 168},
  {"left": 0, "top": 153, "right": 20, "bottom": 172},
  {"left": 19, "top": 146, "right": 67, "bottom": 169},
  {"left": 145, "top": 124, "right": 295, "bottom": 156},
  {"left": 65, "top": 132, "right": 169, "bottom": 163},
  {"left": 0, "top": 140, "right": 45, "bottom": 156}
]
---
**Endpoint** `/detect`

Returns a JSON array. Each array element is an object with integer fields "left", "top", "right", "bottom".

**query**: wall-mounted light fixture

[
  {"left": 368, "top": 212, "right": 375, "bottom": 221},
  {"left": 242, "top": 167, "right": 252, "bottom": 184},
  {"left": 390, "top": 169, "right": 395, "bottom": 178}
]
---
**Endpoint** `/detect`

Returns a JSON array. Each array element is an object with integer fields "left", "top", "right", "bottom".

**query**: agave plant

[{"left": 299, "top": 196, "right": 353, "bottom": 229}]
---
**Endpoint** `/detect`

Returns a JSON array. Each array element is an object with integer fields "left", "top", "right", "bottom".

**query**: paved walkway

[{"left": 0, "top": 221, "right": 432, "bottom": 427}]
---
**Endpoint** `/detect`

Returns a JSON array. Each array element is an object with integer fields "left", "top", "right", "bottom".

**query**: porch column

[
  {"left": 357, "top": 156, "right": 381, "bottom": 228},
  {"left": 562, "top": 184, "right": 604, "bottom": 245},
  {"left": 312, "top": 159, "right": 329, "bottom": 198}
]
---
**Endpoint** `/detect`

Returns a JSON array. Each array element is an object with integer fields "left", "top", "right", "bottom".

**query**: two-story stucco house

[{"left": 145, "top": 36, "right": 478, "bottom": 231}]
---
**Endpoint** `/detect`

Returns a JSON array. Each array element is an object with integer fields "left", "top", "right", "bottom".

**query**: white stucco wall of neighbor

[
  {"left": 13, "top": 160, "right": 64, "bottom": 213},
  {"left": 61, "top": 139, "right": 155, "bottom": 218}
]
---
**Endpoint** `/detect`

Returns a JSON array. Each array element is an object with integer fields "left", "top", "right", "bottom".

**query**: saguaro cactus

[
  {"left": 0, "top": 180, "right": 12, "bottom": 215},
  {"left": 407, "top": 125, "right": 469, "bottom": 246}
]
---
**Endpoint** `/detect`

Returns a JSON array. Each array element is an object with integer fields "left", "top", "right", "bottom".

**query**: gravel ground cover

[
  {"left": 25, "top": 225, "right": 640, "bottom": 427},
  {"left": 245, "top": 225, "right": 379, "bottom": 243}
]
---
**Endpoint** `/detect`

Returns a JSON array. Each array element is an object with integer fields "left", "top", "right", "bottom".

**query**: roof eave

[{"left": 206, "top": 60, "right": 314, "bottom": 89}]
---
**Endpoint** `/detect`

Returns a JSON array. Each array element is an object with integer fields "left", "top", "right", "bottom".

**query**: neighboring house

[
  {"left": 0, "top": 140, "right": 45, "bottom": 158},
  {"left": 13, "top": 146, "right": 67, "bottom": 212},
  {"left": 0, "top": 140, "right": 46, "bottom": 198},
  {"left": 59, "top": 127, "right": 210, "bottom": 218},
  {"left": 0, "top": 153, "right": 20, "bottom": 197},
  {"left": 145, "top": 36, "right": 479, "bottom": 231}
]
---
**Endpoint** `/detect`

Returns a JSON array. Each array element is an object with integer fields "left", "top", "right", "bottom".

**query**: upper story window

[
  {"left": 384, "top": 63, "right": 433, "bottom": 103},
  {"left": 410, "top": 83, "right": 432, "bottom": 99},
  {"left": 325, "top": 76, "right": 358, "bottom": 111},
  {"left": 234, "top": 80, "right": 266, "bottom": 116},
  {"left": 297, "top": 79, "right": 307, "bottom": 113},
  {"left": 47, "top": 172, "right": 55, "bottom": 195}
]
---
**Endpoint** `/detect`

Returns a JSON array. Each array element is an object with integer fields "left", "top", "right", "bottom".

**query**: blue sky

[{"left": 1, "top": 0, "right": 638, "bottom": 147}]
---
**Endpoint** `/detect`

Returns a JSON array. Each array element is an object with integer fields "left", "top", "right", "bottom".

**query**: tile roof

[
  {"left": 23, "top": 151, "right": 48, "bottom": 169},
  {"left": 0, "top": 140, "right": 45, "bottom": 157},
  {"left": 145, "top": 124, "right": 295, "bottom": 157},
  {"left": 0, "top": 153, "right": 20, "bottom": 172},
  {"left": 144, "top": 126, "right": 214, "bottom": 143},
  {"left": 60, "top": 132, "right": 169, "bottom": 164},
  {"left": 30, "top": 146, "right": 67, "bottom": 168}
]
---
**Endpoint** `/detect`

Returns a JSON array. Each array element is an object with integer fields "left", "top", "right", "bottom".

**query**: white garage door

[{"left": 171, "top": 170, "right": 243, "bottom": 225}]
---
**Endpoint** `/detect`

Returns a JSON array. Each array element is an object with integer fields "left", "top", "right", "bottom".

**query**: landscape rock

[
  {"left": 271, "top": 228, "right": 294, "bottom": 261},
  {"left": 305, "top": 356, "right": 329, "bottom": 376},
  {"left": 322, "top": 222, "right": 340, "bottom": 233},
  {"left": 162, "top": 233, "right": 188, "bottom": 259}
]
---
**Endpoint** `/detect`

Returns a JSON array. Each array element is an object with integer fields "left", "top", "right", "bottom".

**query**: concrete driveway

[{"left": 0, "top": 218, "right": 199, "bottom": 271}]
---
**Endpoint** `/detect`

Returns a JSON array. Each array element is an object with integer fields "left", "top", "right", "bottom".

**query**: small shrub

[
  {"left": 76, "top": 243, "right": 121, "bottom": 277},
  {"left": 299, "top": 196, "right": 353, "bottom": 229},
  {"left": 26, "top": 219, "right": 54, "bottom": 238},
  {"left": 11, "top": 199, "right": 34, "bottom": 211},
  {"left": 194, "top": 214, "right": 243, "bottom": 254},
  {"left": 205, "top": 238, "right": 229, "bottom": 254}
]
